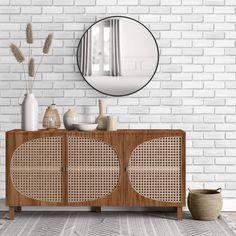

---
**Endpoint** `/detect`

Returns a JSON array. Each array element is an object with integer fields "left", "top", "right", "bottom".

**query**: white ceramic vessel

[
  {"left": 21, "top": 93, "right": 38, "bottom": 131},
  {"left": 74, "top": 123, "right": 97, "bottom": 131},
  {"left": 63, "top": 109, "right": 78, "bottom": 130},
  {"left": 107, "top": 116, "right": 117, "bottom": 131}
]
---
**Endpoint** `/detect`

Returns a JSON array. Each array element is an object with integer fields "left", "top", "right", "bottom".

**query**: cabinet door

[
  {"left": 10, "top": 137, "right": 63, "bottom": 202},
  {"left": 67, "top": 136, "right": 122, "bottom": 204},
  {"left": 124, "top": 133, "right": 184, "bottom": 206}
]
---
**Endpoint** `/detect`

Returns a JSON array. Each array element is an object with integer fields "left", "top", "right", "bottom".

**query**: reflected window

[{"left": 91, "top": 22, "right": 110, "bottom": 75}]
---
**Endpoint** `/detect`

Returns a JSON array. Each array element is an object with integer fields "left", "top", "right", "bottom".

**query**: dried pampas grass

[
  {"left": 26, "top": 23, "right": 33, "bottom": 44},
  {"left": 10, "top": 22, "right": 53, "bottom": 93},
  {"left": 10, "top": 44, "right": 25, "bottom": 63},
  {"left": 43, "top": 33, "right": 53, "bottom": 54},
  {"left": 28, "top": 58, "right": 35, "bottom": 77}
]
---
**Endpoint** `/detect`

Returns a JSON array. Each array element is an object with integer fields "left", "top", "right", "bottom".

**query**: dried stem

[
  {"left": 26, "top": 43, "right": 32, "bottom": 92},
  {"left": 28, "top": 58, "right": 35, "bottom": 93},
  {"left": 21, "top": 63, "right": 28, "bottom": 94},
  {"left": 31, "top": 54, "right": 44, "bottom": 93},
  {"left": 10, "top": 23, "right": 53, "bottom": 94}
]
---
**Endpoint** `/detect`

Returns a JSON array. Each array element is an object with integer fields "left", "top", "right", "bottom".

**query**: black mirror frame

[{"left": 76, "top": 15, "right": 160, "bottom": 97}]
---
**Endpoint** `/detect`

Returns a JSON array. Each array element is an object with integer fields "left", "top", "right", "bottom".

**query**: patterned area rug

[{"left": 0, "top": 212, "right": 235, "bottom": 236}]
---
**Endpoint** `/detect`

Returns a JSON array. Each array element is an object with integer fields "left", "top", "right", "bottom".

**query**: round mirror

[{"left": 77, "top": 16, "right": 159, "bottom": 96}]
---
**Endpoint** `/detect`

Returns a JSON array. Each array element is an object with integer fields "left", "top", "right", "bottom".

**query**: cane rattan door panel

[
  {"left": 10, "top": 137, "right": 63, "bottom": 202},
  {"left": 68, "top": 137, "right": 120, "bottom": 202},
  {"left": 128, "top": 137, "right": 182, "bottom": 203}
]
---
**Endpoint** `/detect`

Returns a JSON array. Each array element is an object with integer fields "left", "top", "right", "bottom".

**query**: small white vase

[
  {"left": 21, "top": 93, "right": 38, "bottom": 131},
  {"left": 63, "top": 109, "right": 78, "bottom": 130}
]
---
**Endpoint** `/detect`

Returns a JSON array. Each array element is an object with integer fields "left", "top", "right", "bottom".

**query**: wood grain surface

[{"left": 6, "top": 129, "right": 185, "bottom": 220}]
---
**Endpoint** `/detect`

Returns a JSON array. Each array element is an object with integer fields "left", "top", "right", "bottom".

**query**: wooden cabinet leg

[
  {"left": 177, "top": 207, "right": 182, "bottom": 221},
  {"left": 92, "top": 207, "right": 101, "bottom": 213},
  {"left": 9, "top": 206, "right": 15, "bottom": 220},
  {"left": 15, "top": 206, "right": 22, "bottom": 212}
]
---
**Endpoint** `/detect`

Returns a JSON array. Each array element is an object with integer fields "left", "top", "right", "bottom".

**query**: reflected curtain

[
  {"left": 109, "top": 19, "right": 121, "bottom": 76},
  {"left": 79, "top": 30, "right": 92, "bottom": 76}
]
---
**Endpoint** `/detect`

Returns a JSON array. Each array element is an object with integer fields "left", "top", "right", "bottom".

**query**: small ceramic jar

[
  {"left": 107, "top": 116, "right": 117, "bottom": 131},
  {"left": 63, "top": 109, "right": 78, "bottom": 130}
]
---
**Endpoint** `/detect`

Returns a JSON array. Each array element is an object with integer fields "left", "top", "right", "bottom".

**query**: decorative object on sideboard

[
  {"left": 107, "top": 116, "right": 117, "bottom": 131},
  {"left": 42, "top": 104, "right": 61, "bottom": 129},
  {"left": 20, "top": 93, "right": 38, "bottom": 131},
  {"left": 63, "top": 109, "right": 79, "bottom": 130},
  {"left": 10, "top": 23, "right": 53, "bottom": 131},
  {"left": 74, "top": 123, "right": 98, "bottom": 131},
  {"left": 77, "top": 16, "right": 159, "bottom": 96},
  {"left": 187, "top": 188, "right": 223, "bottom": 221},
  {"left": 95, "top": 99, "right": 108, "bottom": 130}
]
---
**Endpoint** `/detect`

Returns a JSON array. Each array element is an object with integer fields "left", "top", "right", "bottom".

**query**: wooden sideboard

[{"left": 6, "top": 129, "right": 185, "bottom": 220}]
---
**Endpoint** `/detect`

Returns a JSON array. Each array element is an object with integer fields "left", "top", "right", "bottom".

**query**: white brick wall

[{"left": 0, "top": 0, "right": 236, "bottom": 210}]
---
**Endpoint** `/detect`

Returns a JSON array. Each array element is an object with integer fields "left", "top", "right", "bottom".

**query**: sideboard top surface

[{"left": 6, "top": 129, "right": 185, "bottom": 135}]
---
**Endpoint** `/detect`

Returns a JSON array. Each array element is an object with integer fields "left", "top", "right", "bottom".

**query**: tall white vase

[{"left": 21, "top": 93, "right": 38, "bottom": 131}]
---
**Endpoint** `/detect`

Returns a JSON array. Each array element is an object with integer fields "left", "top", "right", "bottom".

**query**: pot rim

[{"left": 188, "top": 188, "right": 222, "bottom": 195}]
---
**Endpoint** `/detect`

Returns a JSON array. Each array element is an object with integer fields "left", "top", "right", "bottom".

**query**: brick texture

[{"left": 0, "top": 0, "right": 236, "bottom": 206}]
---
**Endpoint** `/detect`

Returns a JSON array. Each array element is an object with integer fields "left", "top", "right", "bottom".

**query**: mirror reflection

[{"left": 77, "top": 16, "right": 159, "bottom": 96}]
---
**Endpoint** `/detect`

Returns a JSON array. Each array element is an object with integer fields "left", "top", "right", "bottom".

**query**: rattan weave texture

[{"left": 128, "top": 137, "right": 181, "bottom": 202}]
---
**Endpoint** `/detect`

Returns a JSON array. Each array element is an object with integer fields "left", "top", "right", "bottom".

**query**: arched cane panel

[
  {"left": 68, "top": 137, "right": 120, "bottom": 202},
  {"left": 128, "top": 137, "right": 182, "bottom": 202},
  {"left": 11, "top": 137, "right": 63, "bottom": 202}
]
